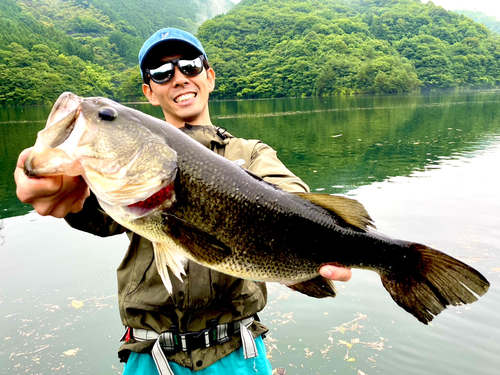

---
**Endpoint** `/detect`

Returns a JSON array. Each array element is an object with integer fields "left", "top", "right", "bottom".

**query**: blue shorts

[{"left": 123, "top": 336, "right": 272, "bottom": 375}]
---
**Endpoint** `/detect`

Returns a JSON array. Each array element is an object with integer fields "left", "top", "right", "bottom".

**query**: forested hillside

[
  {"left": 199, "top": 0, "right": 500, "bottom": 99},
  {"left": 0, "top": 0, "right": 235, "bottom": 105},
  {"left": 1, "top": 0, "right": 500, "bottom": 105}
]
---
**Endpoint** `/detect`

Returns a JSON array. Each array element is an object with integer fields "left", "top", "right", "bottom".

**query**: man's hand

[
  {"left": 319, "top": 265, "right": 352, "bottom": 282},
  {"left": 14, "top": 148, "right": 90, "bottom": 218}
]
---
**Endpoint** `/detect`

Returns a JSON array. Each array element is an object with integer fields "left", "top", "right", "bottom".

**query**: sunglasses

[{"left": 146, "top": 55, "right": 205, "bottom": 84}]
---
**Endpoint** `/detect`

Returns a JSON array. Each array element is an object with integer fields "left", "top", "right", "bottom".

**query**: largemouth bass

[{"left": 24, "top": 92, "right": 489, "bottom": 324}]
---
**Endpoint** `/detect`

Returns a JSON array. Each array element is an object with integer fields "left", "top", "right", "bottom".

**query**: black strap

[
  {"left": 159, "top": 320, "right": 238, "bottom": 353},
  {"left": 216, "top": 126, "right": 229, "bottom": 140}
]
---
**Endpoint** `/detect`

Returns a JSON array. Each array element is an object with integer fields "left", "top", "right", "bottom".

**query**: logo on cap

[{"left": 161, "top": 32, "right": 170, "bottom": 40}]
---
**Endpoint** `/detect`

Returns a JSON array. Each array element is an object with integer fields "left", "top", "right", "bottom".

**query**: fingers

[
  {"left": 14, "top": 148, "right": 90, "bottom": 218},
  {"left": 41, "top": 176, "right": 90, "bottom": 218},
  {"left": 319, "top": 265, "right": 352, "bottom": 282}
]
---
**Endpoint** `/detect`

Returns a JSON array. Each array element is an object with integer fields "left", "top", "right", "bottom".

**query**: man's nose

[{"left": 171, "top": 66, "right": 189, "bottom": 86}]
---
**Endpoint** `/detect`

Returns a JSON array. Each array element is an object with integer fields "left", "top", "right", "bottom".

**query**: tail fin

[{"left": 381, "top": 244, "right": 490, "bottom": 324}]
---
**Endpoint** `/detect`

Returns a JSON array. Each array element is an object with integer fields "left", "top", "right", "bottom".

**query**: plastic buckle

[
  {"left": 216, "top": 127, "right": 228, "bottom": 140},
  {"left": 159, "top": 324, "right": 180, "bottom": 354},
  {"left": 182, "top": 328, "right": 211, "bottom": 351}
]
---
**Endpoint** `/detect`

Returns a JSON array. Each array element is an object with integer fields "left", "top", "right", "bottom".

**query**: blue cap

[{"left": 138, "top": 28, "right": 207, "bottom": 75}]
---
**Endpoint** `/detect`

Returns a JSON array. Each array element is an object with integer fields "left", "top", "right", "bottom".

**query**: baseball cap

[{"left": 138, "top": 28, "right": 208, "bottom": 76}]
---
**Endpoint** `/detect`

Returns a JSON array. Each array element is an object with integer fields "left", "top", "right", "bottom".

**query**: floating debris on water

[
  {"left": 272, "top": 368, "right": 286, "bottom": 375},
  {"left": 277, "top": 313, "right": 297, "bottom": 326},
  {"left": 3, "top": 293, "right": 119, "bottom": 373},
  {"left": 70, "top": 300, "right": 84, "bottom": 309},
  {"left": 304, "top": 348, "right": 314, "bottom": 358},
  {"left": 62, "top": 348, "right": 81, "bottom": 357},
  {"left": 263, "top": 285, "right": 390, "bottom": 373}
]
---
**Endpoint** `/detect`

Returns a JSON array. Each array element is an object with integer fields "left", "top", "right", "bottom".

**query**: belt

[{"left": 121, "top": 317, "right": 258, "bottom": 375}]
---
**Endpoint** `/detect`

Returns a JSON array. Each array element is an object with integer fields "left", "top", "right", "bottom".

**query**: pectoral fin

[
  {"left": 162, "top": 213, "right": 232, "bottom": 266},
  {"left": 295, "top": 193, "right": 376, "bottom": 231}
]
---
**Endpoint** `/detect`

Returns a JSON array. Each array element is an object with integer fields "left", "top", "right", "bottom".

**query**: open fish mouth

[
  {"left": 41, "top": 106, "right": 81, "bottom": 149},
  {"left": 24, "top": 104, "right": 85, "bottom": 178},
  {"left": 24, "top": 93, "right": 85, "bottom": 178},
  {"left": 36, "top": 92, "right": 84, "bottom": 151}
]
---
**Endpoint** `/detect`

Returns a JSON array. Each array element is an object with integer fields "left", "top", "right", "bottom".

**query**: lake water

[{"left": 1, "top": 92, "right": 499, "bottom": 374}]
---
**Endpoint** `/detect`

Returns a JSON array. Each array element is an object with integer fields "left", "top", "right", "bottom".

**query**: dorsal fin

[{"left": 295, "top": 193, "right": 376, "bottom": 231}]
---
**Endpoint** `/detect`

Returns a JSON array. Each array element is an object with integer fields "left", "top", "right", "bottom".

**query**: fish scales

[
  {"left": 24, "top": 92, "right": 490, "bottom": 324},
  {"left": 165, "top": 143, "right": 326, "bottom": 281},
  {"left": 146, "top": 119, "right": 353, "bottom": 280}
]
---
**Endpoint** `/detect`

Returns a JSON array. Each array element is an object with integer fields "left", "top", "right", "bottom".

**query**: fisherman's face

[{"left": 143, "top": 44, "right": 215, "bottom": 128}]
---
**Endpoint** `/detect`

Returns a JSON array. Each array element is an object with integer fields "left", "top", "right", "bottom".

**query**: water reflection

[{"left": 213, "top": 92, "right": 500, "bottom": 196}]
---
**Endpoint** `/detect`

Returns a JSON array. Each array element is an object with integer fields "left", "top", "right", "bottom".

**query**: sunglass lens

[
  {"left": 179, "top": 57, "right": 203, "bottom": 76},
  {"left": 149, "top": 63, "right": 174, "bottom": 84}
]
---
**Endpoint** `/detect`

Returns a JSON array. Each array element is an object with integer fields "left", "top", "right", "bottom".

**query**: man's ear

[
  {"left": 142, "top": 83, "right": 160, "bottom": 106},
  {"left": 207, "top": 68, "right": 216, "bottom": 93}
]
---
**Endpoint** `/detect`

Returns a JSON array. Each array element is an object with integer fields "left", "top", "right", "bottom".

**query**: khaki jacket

[{"left": 65, "top": 124, "right": 309, "bottom": 371}]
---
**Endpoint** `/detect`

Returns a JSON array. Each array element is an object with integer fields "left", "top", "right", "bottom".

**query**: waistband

[{"left": 121, "top": 317, "right": 258, "bottom": 375}]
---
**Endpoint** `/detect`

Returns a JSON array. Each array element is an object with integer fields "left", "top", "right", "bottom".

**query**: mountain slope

[
  {"left": 198, "top": 0, "right": 500, "bottom": 98},
  {"left": 0, "top": 0, "right": 235, "bottom": 105}
]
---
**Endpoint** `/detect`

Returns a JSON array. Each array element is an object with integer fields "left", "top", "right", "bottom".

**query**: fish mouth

[
  {"left": 24, "top": 93, "right": 84, "bottom": 177},
  {"left": 174, "top": 92, "right": 196, "bottom": 103},
  {"left": 46, "top": 93, "right": 82, "bottom": 129},
  {"left": 42, "top": 106, "right": 81, "bottom": 149}
]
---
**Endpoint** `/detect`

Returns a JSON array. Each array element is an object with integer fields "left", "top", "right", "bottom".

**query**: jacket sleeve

[
  {"left": 64, "top": 192, "right": 128, "bottom": 237},
  {"left": 225, "top": 138, "right": 310, "bottom": 193},
  {"left": 250, "top": 141, "right": 310, "bottom": 192}
]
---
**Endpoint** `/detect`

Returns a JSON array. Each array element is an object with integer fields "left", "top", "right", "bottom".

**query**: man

[{"left": 15, "top": 28, "right": 351, "bottom": 374}]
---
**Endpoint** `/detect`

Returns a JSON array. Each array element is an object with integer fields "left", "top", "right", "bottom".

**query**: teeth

[{"left": 175, "top": 93, "right": 196, "bottom": 103}]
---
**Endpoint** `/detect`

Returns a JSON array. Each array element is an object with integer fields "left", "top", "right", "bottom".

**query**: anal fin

[{"left": 286, "top": 276, "right": 337, "bottom": 298}]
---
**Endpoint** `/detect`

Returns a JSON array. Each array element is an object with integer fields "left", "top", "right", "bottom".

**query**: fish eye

[{"left": 99, "top": 107, "right": 118, "bottom": 121}]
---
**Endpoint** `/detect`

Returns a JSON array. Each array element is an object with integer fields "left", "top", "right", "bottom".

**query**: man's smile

[{"left": 174, "top": 93, "right": 197, "bottom": 103}]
